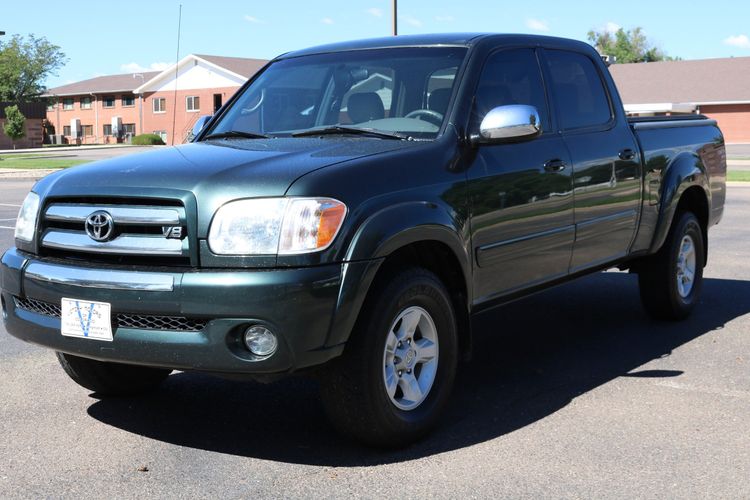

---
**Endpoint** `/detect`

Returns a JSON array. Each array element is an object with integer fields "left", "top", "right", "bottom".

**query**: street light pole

[{"left": 391, "top": 0, "right": 397, "bottom": 36}]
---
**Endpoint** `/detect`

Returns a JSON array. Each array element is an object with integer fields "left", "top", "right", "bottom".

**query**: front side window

[
  {"left": 103, "top": 96, "right": 115, "bottom": 108},
  {"left": 122, "top": 95, "right": 135, "bottom": 107},
  {"left": 103, "top": 124, "right": 112, "bottom": 136},
  {"left": 62, "top": 98, "right": 74, "bottom": 110},
  {"left": 205, "top": 47, "right": 468, "bottom": 140},
  {"left": 123, "top": 123, "right": 136, "bottom": 134},
  {"left": 153, "top": 98, "right": 166, "bottom": 113},
  {"left": 81, "top": 125, "right": 93, "bottom": 136},
  {"left": 81, "top": 97, "right": 92, "bottom": 109},
  {"left": 62, "top": 125, "right": 71, "bottom": 135},
  {"left": 473, "top": 48, "right": 550, "bottom": 133},
  {"left": 186, "top": 96, "right": 200, "bottom": 112},
  {"left": 545, "top": 50, "right": 612, "bottom": 130}
]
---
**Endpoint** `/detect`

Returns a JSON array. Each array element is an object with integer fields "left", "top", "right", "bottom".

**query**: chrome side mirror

[
  {"left": 190, "top": 115, "right": 212, "bottom": 142},
  {"left": 473, "top": 104, "right": 541, "bottom": 144}
]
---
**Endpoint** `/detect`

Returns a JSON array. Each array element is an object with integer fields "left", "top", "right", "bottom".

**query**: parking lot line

[
  {"left": 0, "top": 203, "right": 21, "bottom": 207},
  {"left": 0, "top": 226, "right": 15, "bottom": 229}
]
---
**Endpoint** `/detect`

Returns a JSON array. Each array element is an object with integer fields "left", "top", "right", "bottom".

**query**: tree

[
  {"left": 3, "top": 105, "right": 26, "bottom": 149},
  {"left": 0, "top": 34, "right": 67, "bottom": 103},
  {"left": 587, "top": 27, "right": 679, "bottom": 63}
]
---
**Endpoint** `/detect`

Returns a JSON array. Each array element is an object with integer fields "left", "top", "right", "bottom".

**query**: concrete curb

[
  {"left": 0, "top": 169, "right": 61, "bottom": 180},
  {"left": 0, "top": 145, "right": 159, "bottom": 155}
]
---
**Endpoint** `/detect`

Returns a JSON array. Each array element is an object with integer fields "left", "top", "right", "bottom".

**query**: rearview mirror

[
  {"left": 472, "top": 104, "right": 541, "bottom": 144},
  {"left": 190, "top": 115, "right": 212, "bottom": 142}
]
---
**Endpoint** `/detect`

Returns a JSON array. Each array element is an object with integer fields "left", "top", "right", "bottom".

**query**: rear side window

[
  {"left": 474, "top": 48, "right": 550, "bottom": 133},
  {"left": 545, "top": 50, "right": 612, "bottom": 130}
]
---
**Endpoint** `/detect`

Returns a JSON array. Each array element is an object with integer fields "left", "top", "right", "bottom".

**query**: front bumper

[{"left": 1, "top": 248, "right": 349, "bottom": 375}]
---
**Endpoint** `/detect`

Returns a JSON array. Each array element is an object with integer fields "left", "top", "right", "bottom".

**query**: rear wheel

[
  {"left": 321, "top": 267, "right": 458, "bottom": 447},
  {"left": 638, "top": 211, "right": 704, "bottom": 320},
  {"left": 56, "top": 352, "right": 171, "bottom": 396}
]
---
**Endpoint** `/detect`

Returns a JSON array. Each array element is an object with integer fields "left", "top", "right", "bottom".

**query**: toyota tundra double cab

[{"left": 2, "top": 34, "right": 726, "bottom": 446}]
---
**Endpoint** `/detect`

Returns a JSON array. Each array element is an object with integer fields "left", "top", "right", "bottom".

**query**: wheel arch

[
  {"left": 649, "top": 152, "right": 711, "bottom": 264},
  {"left": 326, "top": 202, "right": 473, "bottom": 359}
]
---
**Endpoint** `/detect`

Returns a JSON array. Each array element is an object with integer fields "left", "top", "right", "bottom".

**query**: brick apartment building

[
  {"left": 43, "top": 54, "right": 267, "bottom": 145},
  {"left": 610, "top": 56, "right": 750, "bottom": 143}
]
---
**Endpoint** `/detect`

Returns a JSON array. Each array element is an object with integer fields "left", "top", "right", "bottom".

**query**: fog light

[{"left": 244, "top": 325, "right": 278, "bottom": 356}]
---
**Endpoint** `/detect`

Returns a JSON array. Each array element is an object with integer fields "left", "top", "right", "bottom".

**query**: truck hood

[
  {"left": 33, "top": 138, "right": 415, "bottom": 236},
  {"left": 36, "top": 138, "right": 413, "bottom": 197}
]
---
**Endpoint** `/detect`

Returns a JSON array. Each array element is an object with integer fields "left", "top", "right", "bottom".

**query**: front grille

[
  {"left": 39, "top": 199, "right": 191, "bottom": 266},
  {"left": 13, "top": 296, "right": 207, "bottom": 332}
]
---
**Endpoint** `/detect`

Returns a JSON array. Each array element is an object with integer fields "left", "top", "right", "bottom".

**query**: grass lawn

[
  {"left": 0, "top": 155, "right": 90, "bottom": 169},
  {"left": 728, "top": 170, "right": 750, "bottom": 182}
]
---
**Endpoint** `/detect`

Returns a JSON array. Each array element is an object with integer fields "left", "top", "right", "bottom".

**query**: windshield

[{"left": 203, "top": 47, "right": 468, "bottom": 140}]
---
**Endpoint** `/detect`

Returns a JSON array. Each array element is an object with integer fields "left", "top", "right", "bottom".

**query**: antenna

[{"left": 171, "top": 4, "right": 182, "bottom": 146}]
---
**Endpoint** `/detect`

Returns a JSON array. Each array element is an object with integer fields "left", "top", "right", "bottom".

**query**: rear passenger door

[
  {"left": 543, "top": 49, "right": 641, "bottom": 271},
  {"left": 468, "top": 48, "right": 574, "bottom": 303}
]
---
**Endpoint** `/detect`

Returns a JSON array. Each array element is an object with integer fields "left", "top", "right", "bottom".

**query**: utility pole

[{"left": 391, "top": 0, "right": 397, "bottom": 36}]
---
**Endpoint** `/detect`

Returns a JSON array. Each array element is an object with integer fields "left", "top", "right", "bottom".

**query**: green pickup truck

[{"left": 2, "top": 33, "right": 726, "bottom": 446}]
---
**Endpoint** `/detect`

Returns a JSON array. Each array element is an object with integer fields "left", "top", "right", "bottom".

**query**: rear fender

[{"left": 649, "top": 152, "right": 710, "bottom": 254}]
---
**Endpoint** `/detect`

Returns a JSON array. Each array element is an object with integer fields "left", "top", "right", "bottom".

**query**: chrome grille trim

[
  {"left": 25, "top": 262, "right": 174, "bottom": 291},
  {"left": 13, "top": 296, "right": 207, "bottom": 332},
  {"left": 42, "top": 229, "right": 185, "bottom": 256},
  {"left": 45, "top": 204, "right": 182, "bottom": 225}
]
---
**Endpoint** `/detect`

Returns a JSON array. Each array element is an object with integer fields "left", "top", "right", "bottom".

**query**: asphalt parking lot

[{"left": 0, "top": 176, "right": 748, "bottom": 498}]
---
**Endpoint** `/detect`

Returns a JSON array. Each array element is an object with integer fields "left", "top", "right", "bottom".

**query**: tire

[
  {"left": 638, "top": 211, "right": 704, "bottom": 320},
  {"left": 56, "top": 352, "right": 171, "bottom": 396},
  {"left": 320, "top": 267, "right": 458, "bottom": 447}
]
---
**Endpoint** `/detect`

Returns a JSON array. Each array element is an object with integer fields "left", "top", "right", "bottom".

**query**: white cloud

[
  {"left": 243, "top": 15, "right": 265, "bottom": 24},
  {"left": 366, "top": 7, "right": 383, "bottom": 17},
  {"left": 321, "top": 17, "right": 334, "bottom": 25},
  {"left": 120, "top": 62, "right": 170, "bottom": 73},
  {"left": 724, "top": 34, "right": 750, "bottom": 48},
  {"left": 525, "top": 18, "right": 549, "bottom": 32},
  {"left": 403, "top": 16, "right": 422, "bottom": 27},
  {"left": 435, "top": 15, "right": 454, "bottom": 22},
  {"left": 604, "top": 21, "right": 621, "bottom": 34}
]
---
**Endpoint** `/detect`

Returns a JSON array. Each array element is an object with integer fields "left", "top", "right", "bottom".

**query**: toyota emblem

[{"left": 84, "top": 211, "right": 114, "bottom": 242}]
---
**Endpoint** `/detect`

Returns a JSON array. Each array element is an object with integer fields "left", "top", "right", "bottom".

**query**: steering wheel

[{"left": 404, "top": 109, "right": 443, "bottom": 126}]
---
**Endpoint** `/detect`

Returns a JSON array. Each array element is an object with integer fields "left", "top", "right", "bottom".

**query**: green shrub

[{"left": 131, "top": 133, "right": 165, "bottom": 146}]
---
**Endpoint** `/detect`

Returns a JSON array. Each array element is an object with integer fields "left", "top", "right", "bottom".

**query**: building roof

[
  {"left": 610, "top": 56, "right": 750, "bottom": 105},
  {"left": 194, "top": 54, "right": 268, "bottom": 78},
  {"left": 44, "top": 72, "right": 160, "bottom": 97}
]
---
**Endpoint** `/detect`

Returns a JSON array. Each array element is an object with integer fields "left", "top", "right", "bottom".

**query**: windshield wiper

[
  {"left": 203, "top": 130, "right": 270, "bottom": 140},
  {"left": 291, "top": 126, "right": 409, "bottom": 140}
]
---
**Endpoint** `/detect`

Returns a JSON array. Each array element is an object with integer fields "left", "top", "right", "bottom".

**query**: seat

[
  {"left": 347, "top": 92, "right": 385, "bottom": 123},
  {"left": 428, "top": 88, "right": 452, "bottom": 116}
]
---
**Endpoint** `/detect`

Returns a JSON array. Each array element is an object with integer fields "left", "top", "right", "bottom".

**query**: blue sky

[{"left": 3, "top": 0, "right": 750, "bottom": 89}]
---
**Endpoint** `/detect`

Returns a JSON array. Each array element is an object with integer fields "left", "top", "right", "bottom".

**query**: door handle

[
  {"left": 619, "top": 148, "right": 636, "bottom": 160},
  {"left": 544, "top": 159, "right": 566, "bottom": 172}
]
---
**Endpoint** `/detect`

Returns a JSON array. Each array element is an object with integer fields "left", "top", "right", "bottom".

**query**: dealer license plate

[{"left": 61, "top": 298, "right": 113, "bottom": 342}]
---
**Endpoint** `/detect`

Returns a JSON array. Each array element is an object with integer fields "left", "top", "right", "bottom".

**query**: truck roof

[{"left": 278, "top": 33, "right": 594, "bottom": 59}]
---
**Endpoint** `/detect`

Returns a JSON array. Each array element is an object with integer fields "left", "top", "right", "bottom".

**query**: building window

[
  {"left": 122, "top": 96, "right": 135, "bottom": 107},
  {"left": 186, "top": 96, "right": 200, "bottom": 112},
  {"left": 46, "top": 102, "right": 56, "bottom": 111},
  {"left": 153, "top": 97, "right": 166, "bottom": 113},
  {"left": 81, "top": 125, "right": 93, "bottom": 137},
  {"left": 123, "top": 123, "right": 136, "bottom": 135},
  {"left": 62, "top": 98, "right": 74, "bottom": 110},
  {"left": 81, "top": 97, "right": 92, "bottom": 109},
  {"left": 103, "top": 124, "right": 112, "bottom": 136},
  {"left": 103, "top": 96, "right": 116, "bottom": 108},
  {"left": 63, "top": 125, "right": 71, "bottom": 136}
]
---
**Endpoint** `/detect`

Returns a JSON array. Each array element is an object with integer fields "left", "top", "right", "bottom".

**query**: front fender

[
  {"left": 323, "top": 201, "right": 471, "bottom": 348},
  {"left": 649, "top": 152, "right": 710, "bottom": 254}
]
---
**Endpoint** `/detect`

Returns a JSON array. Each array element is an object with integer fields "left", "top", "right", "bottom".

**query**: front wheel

[
  {"left": 321, "top": 267, "right": 458, "bottom": 447},
  {"left": 638, "top": 211, "right": 705, "bottom": 320},
  {"left": 56, "top": 352, "right": 172, "bottom": 396}
]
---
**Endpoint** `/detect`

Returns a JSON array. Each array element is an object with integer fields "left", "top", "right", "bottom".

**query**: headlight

[
  {"left": 208, "top": 197, "right": 347, "bottom": 255},
  {"left": 15, "top": 192, "right": 40, "bottom": 243}
]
